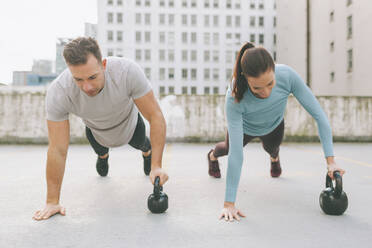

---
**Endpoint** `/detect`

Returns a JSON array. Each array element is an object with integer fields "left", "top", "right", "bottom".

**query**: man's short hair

[{"left": 63, "top": 37, "right": 102, "bottom": 65}]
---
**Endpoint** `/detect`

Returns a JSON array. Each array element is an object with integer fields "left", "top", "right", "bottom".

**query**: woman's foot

[
  {"left": 96, "top": 154, "right": 109, "bottom": 177},
  {"left": 270, "top": 156, "right": 282, "bottom": 178},
  {"left": 207, "top": 149, "right": 221, "bottom": 178}
]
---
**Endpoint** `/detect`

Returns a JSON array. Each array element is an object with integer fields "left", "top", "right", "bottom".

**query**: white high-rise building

[
  {"left": 276, "top": 0, "right": 372, "bottom": 96},
  {"left": 97, "top": 0, "right": 277, "bottom": 95},
  {"left": 85, "top": 23, "right": 98, "bottom": 39}
]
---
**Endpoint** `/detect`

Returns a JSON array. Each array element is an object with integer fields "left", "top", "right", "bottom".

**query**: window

[
  {"left": 330, "top": 11, "right": 334, "bottom": 22},
  {"left": 107, "top": 49, "right": 114, "bottom": 56},
  {"left": 116, "top": 48, "right": 123, "bottom": 57},
  {"left": 191, "top": 0, "right": 197, "bottom": 7},
  {"left": 259, "top": 3, "right": 264, "bottom": 9},
  {"left": 273, "top": 51, "right": 277, "bottom": 61},
  {"left": 212, "top": 50, "right": 219, "bottom": 62},
  {"left": 136, "top": 13, "right": 141, "bottom": 24},
  {"left": 204, "top": 87, "right": 210, "bottom": 95},
  {"left": 107, "top": 30, "right": 113, "bottom": 41},
  {"left": 204, "top": 0, "right": 210, "bottom": 8},
  {"left": 182, "top": 69, "right": 188, "bottom": 79},
  {"left": 235, "top": 33, "right": 241, "bottom": 41},
  {"left": 182, "top": 87, "right": 188, "bottom": 94},
  {"left": 159, "top": 50, "right": 165, "bottom": 61},
  {"left": 191, "top": 87, "right": 197, "bottom": 94},
  {"left": 159, "top": 68, "right": 165, "bottom": 80},
  {"left": 182, "top": 50, "right": 188, "bottom": 61},
  {"left": 213, "top": 15, "right": 219, "bottom": 26},
  {"left": 250, "top": 16, "right": 255, "bottom": 27},
  {"left": 204, "top": 33, "right": 210, "bottom": 45},
  {"left": 169, "top": 0, "right": 174, "bottom": 7},
  {"left": 250, "top": 1, "right": 255, "bottom": 9},
  {"left": 273, "top": 34, "right": 276, "bottom": 45},
  {"left": 213, "top": 87, "right": 219, "bottom": 94},
  {"left": 213, "top": 0, "right": 219, "bottom": 8},
  {"left": 145, "top": 14, "right": 151, "bottom": 25},
  {"left": 330, "top": 41, "right": 334, "bottom": 52},
  {"left": 347, "top": 15, "right": 352, "bottom": 39},
  {"left": 159, "top": 14, "right": 165, "bottom": 25},
  {"left": 117, "top": 0, "right": 122, "bottom": 5},
  {"left": 226, "top": 0, "right": 231, "bottom": 8},
  {"left": 108, "top": 13, "right": 113, "bottom": 23},
  {"left": 235, "top": 0, "right": 241, "bottom": 8},
  {"left": 191, "top": 50, "right": 197, "bottom": 61},
  {"left": 191, "top": 32, "right": 197, "bottom": 43},
  {"left": 108, "top": 0, "right": 113, "bottom": 5},
  {"left": 117, "top": 13, "right": 123, "bottom": 23},
  {"left": 145, "top": 0, "right": 150, "bottom": 6},
  {"left": 250, "top": 34, "right": 255, "bottom": 43},
  {"left": 136, "top": 0, "right": 141, "bottom": 6},
  {"left": 168, "top": 50, "right": 175, "bottom": 61},
  {"left": 226, "top": 50, "right": 232, "bottom": 63},
  {"left": 226, "top": 69, "right": 232, "bottom": 80},
  {"left": 145, "top": 68, "right": 151, "bottom": 79},
  {"left": 159, "top": 32, "right": 165, "bottom": 43},
  {"left": 204, "top": 51, "right": 210, "bottom": 62},
  {"left": 191, "top": 15, "right": 197, "bottom": 26},
  {"left": 347, "top": 0, "right": 352, "bottom": 6},
  {"left": 235, "top": 16, "right": 241, "bottom": 27},
  {"left": 145, "top": 49, "right": 151, "bottom": 61},
  {"left": 182, "top": 15, "right": 188, "bottom": 25},
  {"left": 204, "top": 15, "right": 210, "bottom": 26},
  {"left": 330, "top": 72, "right": 335, "bottom": 82},
  {"left": 136, "top": 31, "right": 141, "bottom": 42},
  {"left": 191, "top": 69, "right": 197, "bottom": 80},
  {"left": 135, "top": 49, "right": 142, "bottom": 60},
  {"left": 159, "top": 0, "right": 165, "bottom": 7},
  {"left": 273, "top": 17, "right": 277, "bottom": 27},
  {"left": 168, "top": 14, "right": 174, "bottom": 25},
  {"left": 182, "top": 32, "right": 188, "bottom": 43},
  {"left": 117, "top": 31, "right": 123, "bottom": 41},
  {"left": 213, "top": 33, "right": 219, "bottom": 44},
  {"left": 204, "top": 68, "right": 210, "bottom": 80},
  {"left": 168, "top": 32, "right": 175, "bottom": 44},
  {"left": 168, "top": 68, "right": 174, "bottom": 79},
  {"left": 182, "top": 0, "right": 187, "bottom": 7},
  {"left": 145, "top": 32, "right": 151, "bottom": 42},
  {"left": 259, "top": 34, "right": 264, "bottom": 44},
  {"left": 226, "top": 33, "right": 232, "bottom": 40},
  {"left": 159, "top": 86, "right": 165, "bottom": 94},
  {"left": 213, "top": 68, "right": 219, "bottom": 80},
  {"left": 347, "top": 49, "right": 353, "bottom": 72},
  {"left": 259, "top": 16, "right": 264, "bottom": 27},
  {"left": 226, "top": 15, "right": 232, "bottom": 27}
]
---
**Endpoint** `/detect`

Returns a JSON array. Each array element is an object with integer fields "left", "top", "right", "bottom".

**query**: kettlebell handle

[
  {"left": 154, "top": 176, "right": 162, "bottom": 196},
  {"left": 326, "top": 171, "right": 343, "bottom": 198}
]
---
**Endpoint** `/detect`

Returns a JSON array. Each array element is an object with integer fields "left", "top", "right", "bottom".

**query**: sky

[{"left": 0, "top": 0, "right": 97, "bottom": 84}]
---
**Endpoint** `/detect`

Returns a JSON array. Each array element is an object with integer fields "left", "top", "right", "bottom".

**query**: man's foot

[
  {"left": 96, "top": 155, "right": 109, "bottom": 177},
  {"left": 143, "top": 152, "right": 151, "bottom": 176},
  {"left": 208, "top": 149, "right": 221, "bottom": 178},
  {"left": 270, "top": 157, "right": 282, "bottom": 178}
]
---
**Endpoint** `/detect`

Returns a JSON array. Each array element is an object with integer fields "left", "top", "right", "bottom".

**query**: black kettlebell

[
  {"left": 319, "top": 171, "right": 348, "bottom": 215},
  {"left": 148, "top": 176, "right": 168, "bottom": 214}
]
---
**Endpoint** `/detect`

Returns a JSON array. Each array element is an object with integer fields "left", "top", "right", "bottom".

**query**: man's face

[
  {"left": 68, "top": 54, "right": 106, "bottom": 97},
  {"left": 245, "top": 69, "right": 276, "bottom": 99}
]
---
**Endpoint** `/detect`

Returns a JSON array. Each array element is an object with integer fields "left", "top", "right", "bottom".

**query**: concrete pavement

[{"left": 1, "top": 143, "right": 371, "bottom": 248}]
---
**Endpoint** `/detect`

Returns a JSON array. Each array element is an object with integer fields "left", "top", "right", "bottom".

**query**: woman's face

[{"left": 245, "top": 69, "right": 276, "bottom": 99}]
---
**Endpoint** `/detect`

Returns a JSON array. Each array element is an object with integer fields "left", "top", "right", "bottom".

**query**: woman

[{"left": 206, "top": 42, "right": 345, "bottom": 221}]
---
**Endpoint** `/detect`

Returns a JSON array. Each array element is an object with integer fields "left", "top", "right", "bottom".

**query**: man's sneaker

[
  {"left": 143, "top": 153, "right": 151, "bottom": 176},
  {"left": 96, "top": 155, "right": 109, "bottom": 177},
  {"left": 270, "top": 158, "right": 282, "bottom": 178},
  {"left": 207, "top": 149, "right": 221, "bottom": 178}
]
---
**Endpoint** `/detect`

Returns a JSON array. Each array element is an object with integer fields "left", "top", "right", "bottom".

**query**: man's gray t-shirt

[{"left": 45, "top": 57, "right": 152, "bottom": 147}]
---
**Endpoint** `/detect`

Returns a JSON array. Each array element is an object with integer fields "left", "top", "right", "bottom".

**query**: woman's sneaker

[
  {"left": 270, "top": 158, "right": 282, "bottom": 178},
  {"left": 96, "top": 155, "right": 109, "bottom": 177},
  {"left": 143, "top": 153, "right": 151, "bottom": 176},
  {"left": 207, "top": 149, "right": 221, "bottom": 178}
]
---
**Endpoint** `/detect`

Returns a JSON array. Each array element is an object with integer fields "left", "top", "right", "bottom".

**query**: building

[
  {"left": 32, "top": 59, "right": 53, "bottom": 75},
  {"left": 56, "top": 38, "right": 73, "bottom": 75},
  {"left": 85, "top": 23, "right": 98, "bottom": 38},
  {"left": 276, "top": 0, "right": 372, "bottom": 96},
  {"left": 97, "top": 0, "right": 277, "bottom": 95},
  {"left": 26, "top": 74, "right": 57, "bottom": 86},
  {"left": 12, "top": 71, "right": 32, "bottom": 86}
]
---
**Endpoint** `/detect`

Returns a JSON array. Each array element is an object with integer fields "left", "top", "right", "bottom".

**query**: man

[{"left": 33, "top": 37, "right": 168, "bottom": 221}]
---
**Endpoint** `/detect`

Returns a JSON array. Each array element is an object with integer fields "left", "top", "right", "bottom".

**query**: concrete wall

[{"left": 0, "top": 87, "right": 371, "bottom": 144}]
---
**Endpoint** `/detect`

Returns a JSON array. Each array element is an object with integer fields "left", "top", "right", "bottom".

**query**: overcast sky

[{"left": 0, "top": 0, "right": 97, "bottom": 84}]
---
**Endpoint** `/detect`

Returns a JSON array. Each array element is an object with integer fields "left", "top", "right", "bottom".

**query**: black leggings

[
  {"left": 85, "top": 113, "right": 151, "bottom": 156},
  {"left": 213, "top": 120, "right": 285, "bottom": 159}
]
